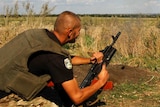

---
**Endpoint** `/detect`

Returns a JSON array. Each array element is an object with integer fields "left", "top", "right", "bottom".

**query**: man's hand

[
  {"left": 90, "top": 52, "right": 103, "bottom": 64},
  {"left": 97, "top": 63, "right": 109, "bottom": 85}
]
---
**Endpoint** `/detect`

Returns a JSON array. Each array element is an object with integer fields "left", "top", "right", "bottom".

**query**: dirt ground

[
  {"left": 0, "top": 64, "right": 159, "bottom": 107},
  {"left": 73, "top": 64, "right": 156, "bottom": 84}
]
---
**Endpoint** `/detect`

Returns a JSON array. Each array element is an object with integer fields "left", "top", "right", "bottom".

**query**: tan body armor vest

[{"left": 0, "top": 29, "right": 70, "bottom": 100}]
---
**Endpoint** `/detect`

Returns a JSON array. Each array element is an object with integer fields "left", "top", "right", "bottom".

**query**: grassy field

[
  {"left": 102, "top": 71, "right": 160, "bottom": 107},
  {"left": 0, "top": 2, "right": 160, "bottom": 107},
  {"left": 0, "top": 13, "right": 160, "bottom": 107},
  {"left": 0, "top": 15, "right": 160, "bottom": 72}
]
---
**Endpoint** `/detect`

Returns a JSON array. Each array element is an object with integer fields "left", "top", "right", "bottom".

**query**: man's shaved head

[{"left": 54, "top": 11, "right": 81, "bottom": 34}]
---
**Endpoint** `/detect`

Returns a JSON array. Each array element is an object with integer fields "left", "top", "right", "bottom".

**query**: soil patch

[{"left": 73, "top": 64, "right": 155, "bottom": 85}]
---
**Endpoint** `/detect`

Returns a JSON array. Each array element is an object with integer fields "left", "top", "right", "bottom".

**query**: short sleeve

[{"left": 47, "top": 53, "right": 74, "bottom": 84}]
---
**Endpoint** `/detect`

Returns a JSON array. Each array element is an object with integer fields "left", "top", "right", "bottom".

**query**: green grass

[{"left": 101, "top": 77, "right": 160, "bottom": 107}]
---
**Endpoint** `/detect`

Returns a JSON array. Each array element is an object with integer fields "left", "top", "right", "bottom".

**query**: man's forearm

[
  {"left": 71, "top": 56, "right": 90, "bottom": 65},
  {"left": 63, "top": 78, "right": 106, "bottom": 105}
]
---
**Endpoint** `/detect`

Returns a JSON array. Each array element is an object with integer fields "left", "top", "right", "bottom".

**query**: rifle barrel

[{"left": 111, "top": 32, "right": 121, "bottom": 46}]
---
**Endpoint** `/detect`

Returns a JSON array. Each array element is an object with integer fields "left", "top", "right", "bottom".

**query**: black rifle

[{"left": 72, "top": 32, "right": 121, "bottom": 107}]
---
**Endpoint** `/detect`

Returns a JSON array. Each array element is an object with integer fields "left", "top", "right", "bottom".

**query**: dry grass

[
  {"left": 78, "top": 16, "right": 160, "bottom": 71},
  {"left": 0, "top": 15, "right": 160, "bottom": 71}
]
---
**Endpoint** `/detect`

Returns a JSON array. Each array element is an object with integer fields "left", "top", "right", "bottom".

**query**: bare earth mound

[{"left": 73, "top": 64, "right": 154, "bottom": 84}]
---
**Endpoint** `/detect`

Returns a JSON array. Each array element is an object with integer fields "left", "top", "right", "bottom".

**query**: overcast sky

[{"left": 0, "top": 0, "right": 160, "bottom": 14}]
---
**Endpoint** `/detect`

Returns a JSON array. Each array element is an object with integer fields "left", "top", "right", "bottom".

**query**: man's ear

[{"left": 68, "top": 29, "right": 73, "bottom": 38}]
